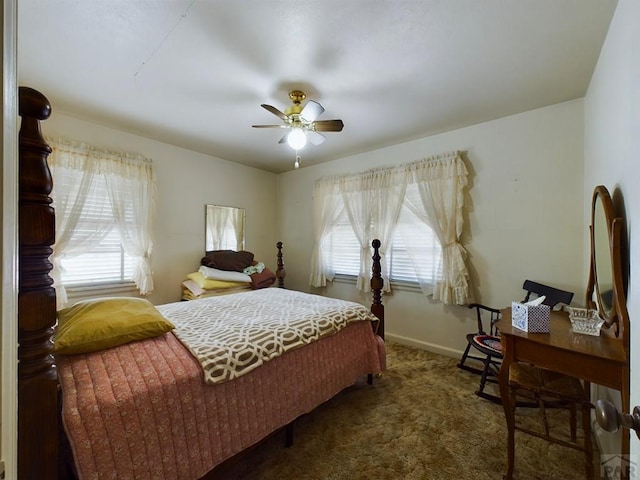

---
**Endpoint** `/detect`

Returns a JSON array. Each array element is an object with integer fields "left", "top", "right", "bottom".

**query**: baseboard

[{"left": 384, "top": 333, "right": 462, "bottom": 359}]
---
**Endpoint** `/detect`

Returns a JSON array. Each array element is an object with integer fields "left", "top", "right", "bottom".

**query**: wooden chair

[
  {"left": 507, "top": 363, "right": 594, "bottom": 479},
  {"left": 457, "top": 303, "right": 504, "bottom": 402},
  {"left": 457, "top": 280, "right": 574, "bottom": 403}
]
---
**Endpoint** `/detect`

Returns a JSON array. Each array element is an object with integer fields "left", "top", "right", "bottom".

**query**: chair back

[
  {"left": 467, "top": 303, "right": 502, "bottom": 336},
  {"left": 522, "top": 280, "right": 574, "bottom": 309}
]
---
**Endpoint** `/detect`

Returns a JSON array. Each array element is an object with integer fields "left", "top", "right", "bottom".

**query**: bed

[{"left": 17, "top": 86, "right": 386, "bottom": 480}]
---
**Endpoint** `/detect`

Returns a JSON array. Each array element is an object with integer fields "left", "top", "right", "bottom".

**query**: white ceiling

[{"left": 18, "top": 1, "right": 617, "bottom": 173}]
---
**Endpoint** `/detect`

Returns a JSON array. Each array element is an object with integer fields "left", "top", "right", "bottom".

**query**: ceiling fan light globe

[{"left": 287, "top": 128, "right": 307, "bottom": 150}]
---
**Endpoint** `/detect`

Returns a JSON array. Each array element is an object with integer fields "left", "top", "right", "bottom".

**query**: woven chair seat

[
  {"left": 470, "top": 334, "right": 503, "bottom": 357},
  {"left": 509, "top": 363, "right": 588, "bottom": 403}
]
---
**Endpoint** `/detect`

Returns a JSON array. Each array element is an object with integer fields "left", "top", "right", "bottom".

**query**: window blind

[
  {"left": 323, "top": 209, "right": 443, "bottom": 285},
  {"left": 55, "top": 170, "right": 135, "bottom": 287}
]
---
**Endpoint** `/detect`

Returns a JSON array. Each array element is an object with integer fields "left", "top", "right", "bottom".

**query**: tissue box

[{"left": 511, "top": 302, "right": 551, "bottom": 333}]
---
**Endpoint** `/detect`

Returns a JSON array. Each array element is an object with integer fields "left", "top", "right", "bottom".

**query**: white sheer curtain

[
  {"left": 206, "top": 206, "right": 230, "bottom": 251},
  {"left": 340, "top": 175, "right": 374, "bottom": 291},
  {"left": 48, "top": 141, "right": 113, "bottom": 305},
  {"left": 310, "top": 169, "right": 405, "bottom": 292},
  {"left": 47, "top": 137, "right": 157, "bottom": 304},
  {"left": 310, "top": 150, "right": 473, "bottom": 305},
  {"left": 368, "top": 170, "right": 406, "bottom": 292},
  {"left": 309, "top": 181, "right": 343, "bottom": 286},
  {"left": 340, "top": 169, "right": 405, "bottom": 292},
  {"left": 396, "top": 184, "right": 442, "bottom": 295},
  {"left": 230, "top": 208, "right": 245, "bottom": 250},
  {"left": 406, "top": 152, "right": 473, "bottom": 304},
  {"left": 103, "top": 155, "right": 157, "bottom": 296}
]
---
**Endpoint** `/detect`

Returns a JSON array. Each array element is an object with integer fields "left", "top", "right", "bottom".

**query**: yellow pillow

[
  {"left": 54, "top": 297, "right": 175, "bottom": 355},
  {"left": 186, "top": 271, "right": 248, "bottom": 290}
]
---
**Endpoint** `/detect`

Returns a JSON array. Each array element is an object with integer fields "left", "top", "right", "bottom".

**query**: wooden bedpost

[
  {"left": 370, "top": 239, "right": 384, "bottom": 339},
  {"left": 18, "top": 86, "right": 58, "bottom": 480},
  {"left": 276, "top": 241, "right": 286, "bottom": 288}
]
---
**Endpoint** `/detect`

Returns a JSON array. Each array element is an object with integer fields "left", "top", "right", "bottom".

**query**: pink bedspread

[{"left": 58, "top": 321, "right": 385, "bottom": 480}]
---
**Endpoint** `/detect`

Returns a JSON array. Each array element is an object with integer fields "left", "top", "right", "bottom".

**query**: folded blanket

[
  {"left": 201, "top": 250, "right": 254, "bottom": 272},
  {"left": 198, "top": 265, "right": 251, "bottom": 283},
  {"left": 182, "top": 284, "right": 251, "bottom": 301},
  {"left": 182, "top": 279, "right": 205, "bottom": 297},
  {"left": 250, "top": 268, "right": 276, "bottom": 289},
  {"left": 186, "top": 272, "right": 249, "bottom": 291},
  {"left": 243, "top": 262, "right": 265, "bottom": 275}
]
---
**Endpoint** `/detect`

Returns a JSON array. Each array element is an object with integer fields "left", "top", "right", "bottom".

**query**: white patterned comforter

[{"left": 157, "top": 288, "right": 378, "bottom": 385}]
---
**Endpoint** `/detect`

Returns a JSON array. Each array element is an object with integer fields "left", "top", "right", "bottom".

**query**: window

[
  {"left": 48, "top": 137, "right": 156, "bottom": 305},
  {"left": 55, "top": 172, "right": 136, "bottom": 287},
  {"left": 310, "top": 151, "right": 472, "bottom": 305},
  {"left": 59, "top": 235, "right": 136, "bottom": 286},
  {"left": 322, "top": 204, "right": 443, "bottom": 288},
  {"left": 390, "top": 206, "right": 443, "bottom": 284}
]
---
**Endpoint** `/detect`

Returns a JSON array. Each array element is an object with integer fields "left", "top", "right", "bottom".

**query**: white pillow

[{"left": 198, "top": 265, "right": 251, "bottom": 283}]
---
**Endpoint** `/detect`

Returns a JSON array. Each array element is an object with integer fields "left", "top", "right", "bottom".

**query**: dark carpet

[{"left": 218, "top": 342, "right": 596, "bottom": 479}]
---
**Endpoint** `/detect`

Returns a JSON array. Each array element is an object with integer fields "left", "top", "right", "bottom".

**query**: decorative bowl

[{"left": 565, "top": 307, "right": 604, "bottom": 336}]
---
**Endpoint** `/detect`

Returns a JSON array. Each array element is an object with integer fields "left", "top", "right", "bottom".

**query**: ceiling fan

[{"left": 252, "top": 90, "right": 344, "bottom": 151}]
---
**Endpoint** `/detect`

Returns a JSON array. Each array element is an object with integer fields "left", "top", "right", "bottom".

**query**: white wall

[
  {"left": 43, "top": 113, "right": 279, "bottom": 305},
  {"left": 1, "top": 2, "right": 18, "bottom": 477},
  {"left": 584, "top": 0, "right": 639, "bottom": 464},
  {"left": 278, "top": 100, "right": 585, "bottom": 356}
]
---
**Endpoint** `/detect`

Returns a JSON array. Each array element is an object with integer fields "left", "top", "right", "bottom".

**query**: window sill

[
  {"left": 65, "top": 282, "right": 139, "bottom": 303},
  {"left": 332, "top": 274, "right": 423, "bottom": 293}
]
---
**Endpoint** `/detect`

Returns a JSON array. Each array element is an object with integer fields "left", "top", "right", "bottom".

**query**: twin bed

[{"left": 17, "top": 87, "right": 387, "bottom": 480}]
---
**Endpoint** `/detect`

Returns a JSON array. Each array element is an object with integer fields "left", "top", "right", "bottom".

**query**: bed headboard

[{"left": 17, "top": 86, "right": 59, "bottom": 479}]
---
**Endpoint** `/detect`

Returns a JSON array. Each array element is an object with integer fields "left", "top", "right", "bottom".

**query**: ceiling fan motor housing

[{"left": 285, "top": 105, "right": 304, "bottom": 117}]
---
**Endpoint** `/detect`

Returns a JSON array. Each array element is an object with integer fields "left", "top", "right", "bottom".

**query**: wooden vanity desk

[
  {"left": 496, "top": 186, "right": 631, "bottom": 479},
  {"left": 496, "top": 308, "right": 630, "bottom": 464}
]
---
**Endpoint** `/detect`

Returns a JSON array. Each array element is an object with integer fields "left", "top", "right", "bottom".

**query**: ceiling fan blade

[
  {"left": 252, "top": 124, "right": 287, "bottom": 128},
  {"left": 307, "top": 131, "right": 326, "bottom": 146},
  {"left": 261, "top": 104, "right": 288, "bottom": 121},
  {"left": 313, "top": 119, "right": 344, "bottom": 132},
  {"left": 300, "top": 100, "right": 325, "bottom": 123},
  {"left": 278, "top": 133, "right": 288, "bottom": 144}
]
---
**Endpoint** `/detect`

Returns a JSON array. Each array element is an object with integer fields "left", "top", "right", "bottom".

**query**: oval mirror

[
  {"left": 592, "top": 188, "right": 614, "bottom": 317},
  {"left": 587, "top": 185, "right": 628, "bottom": 337}
]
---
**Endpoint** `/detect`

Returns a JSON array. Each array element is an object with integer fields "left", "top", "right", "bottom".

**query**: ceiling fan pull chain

[{"left": 294, "top": 154, "right": 301, "bottom": 169}]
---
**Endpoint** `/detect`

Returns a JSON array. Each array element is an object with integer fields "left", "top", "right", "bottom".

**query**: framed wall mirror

[
  {"left": 586, "top": 185, "right": 628, "bottom": 339},
  {"left": 205, "top": 205, "right": 245, "bottom": 252}
]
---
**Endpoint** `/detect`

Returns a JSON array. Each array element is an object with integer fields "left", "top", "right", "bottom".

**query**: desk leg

[{"left": 499, "top": 337, "right": 515, "bottom": 480}]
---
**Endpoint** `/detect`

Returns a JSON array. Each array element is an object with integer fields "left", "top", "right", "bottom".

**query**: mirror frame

[{"left": 586, "top": 185, "right": 628, "bottom": 342}]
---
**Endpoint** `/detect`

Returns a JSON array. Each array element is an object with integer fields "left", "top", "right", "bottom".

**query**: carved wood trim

[
  {"left": 370, "top": 239, "right": 384, "bottom": 338},
  {"left": 276, "top": 241, "right": 286, "bottom": 288},
  {"left": 18, "top": 86, "right": 58, "bottom": 480}
]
